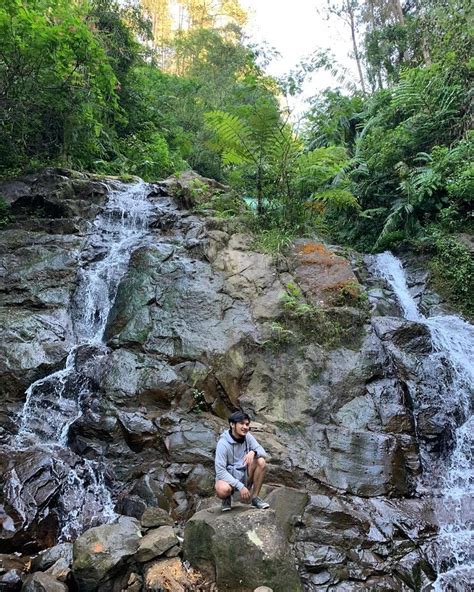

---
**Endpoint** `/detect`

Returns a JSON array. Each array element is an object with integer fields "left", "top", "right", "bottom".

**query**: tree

[
  {"left": 0, "top": 0, "right": 119, "bottom": 172},
  {"left": 139, "top": 0, "right": 247, "bottom": 69},
  {"left": 325, "top": 1, "right": 366, "bottom": 93},
  {"left": 205, "top": 97, "right": 294, "bottom": 215},
  {"left": 304, "top": 90, "right": 364, "bottom": 152}
]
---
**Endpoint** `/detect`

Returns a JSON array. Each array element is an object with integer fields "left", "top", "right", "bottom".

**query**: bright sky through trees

[{"left": 241, "top": 0, "right": 359, "bottom": 115}]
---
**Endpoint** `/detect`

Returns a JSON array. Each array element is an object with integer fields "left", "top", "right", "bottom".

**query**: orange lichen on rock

[
  {"left": 92, "top": 542, "right": 105, "bottom": 553},
  {"left": 293, "top": 239, "right": 358, "bottom": 307},
  {"left": 296, "top": 242, "right": 337, "bottom": 266},
  {"left": 298, "top": 242, "right": 330, "bottom": 255}
]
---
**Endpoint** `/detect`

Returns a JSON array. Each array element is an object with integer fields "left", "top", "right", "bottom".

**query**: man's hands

[
  {"left": 243, "top": 451, "right": 256, "bottom": 466},
  {"left": 239, "top": 486, "right": 251, "bottom": 502}
]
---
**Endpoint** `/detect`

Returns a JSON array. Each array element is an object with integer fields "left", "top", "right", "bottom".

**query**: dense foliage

[
  {"left": 302, "top": 0, "right": 473, "bottom": 315},
  {"left": 0, "top": 0, "right": 264, "bottom": 180},
  {"left": 0, "top": 0, "right": 472, "bottom": 314}
]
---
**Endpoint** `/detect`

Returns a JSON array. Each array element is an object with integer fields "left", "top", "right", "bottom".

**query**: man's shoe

[
  {"left": 251, "top": 496, "right": 270, "bottom": 509},
  {"left": 221, "top": 496, "right": 232, "bottom": 512}
]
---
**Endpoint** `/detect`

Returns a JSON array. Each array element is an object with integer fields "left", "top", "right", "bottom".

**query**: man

[{"left": 215, "top": 411, "right": 270, "bottom": 511}]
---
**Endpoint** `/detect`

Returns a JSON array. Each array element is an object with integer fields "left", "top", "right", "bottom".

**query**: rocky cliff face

[{"left": 0, "top": 170, "right": 445, "bottom": 591}]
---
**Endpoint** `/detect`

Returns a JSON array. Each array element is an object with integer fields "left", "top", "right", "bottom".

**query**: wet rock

[
  {"left": 394, "top": 549, "right": 436, "bottom": 590},
  {"left": 263, "top": 487, "right": 309, "bottom": 539},
  {"left": 136, "top": 526, "right": 179, "bottom": 562},
  {"left": 105, "top": 246, "right": 256, "bottom": 364},
  {"left": 372, "top": 319, "right": 432, "bottom": 375},
  {"left": 0, "top": 449, "right": 72, "bottom": 552},
  {"left": 44, "top": 557, "right": 71, "bottom": 582},
  {"left": 102, "top": 349, "right": 185, "bottom": 409},
  {"left": 116, "top": 411, "right": 158, "bottom": 453},
  {"left": 127, "top": 470, "right": 175, "bottom": 514},
  {"left": 367, "top": 286, "right": 401, "bottom": 317},
  {"left": 21, "top": 572, "right": 68, "bottom": 592},
  {"left": 163, "top": 418, "right": 218, "bottom": 464},
  {"left": 72, "top": 517, "right": 141, "bottom": 592},
  {"left": 31, "top": 543, "right": 72, "bottom": 572},
  {"left": 0, "top": 554, "right": 30, "bottom": 591},
  {"left": 295, "top": 542, "right": 346, "bottom": 570},
  {"left": 115, "top": 495, "right": 147, "bottom": 521},
  {"left": 295, "top": 493, "right": 436, "bottom": 589},
  {"left": 184, "top": 506, "right": 302, "bottom": 592},
  {"left": 0, "top": 169, "right": 110, "bottom": 409},
  {"left": 290, "top": 424, "right": 415, "bottom": 497}
]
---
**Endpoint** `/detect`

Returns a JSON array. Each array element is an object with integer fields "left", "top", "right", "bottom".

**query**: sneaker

[
  {"left": 221, "top": 496, "right": 232, "bottom": 512},
  {"left": 251, "top": 496, "right": 270, "bottom": 509}
]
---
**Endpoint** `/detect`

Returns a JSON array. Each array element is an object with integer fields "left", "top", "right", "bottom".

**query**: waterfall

[
  {"left": 372, "top": 251, "right": 474, "bottom": 591},
  {"left": 9, "top": 180, "right": 154, "bottom": 540}
]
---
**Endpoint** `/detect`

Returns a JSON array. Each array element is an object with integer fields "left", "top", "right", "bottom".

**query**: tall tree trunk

[
  {"left": 422, "top": 36, "right": 432, "bottom": 65},
  {"left": 346, "top": 1, "right": 366, "bottom": 94},
  {"left": 392, "top": 0, "right": 405, "bottom": 25}
]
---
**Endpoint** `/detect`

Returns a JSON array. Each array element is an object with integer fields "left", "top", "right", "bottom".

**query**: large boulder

[
  {"left": 184, "top": 505, "right": 302, "bottom": 592},
  {"left": 105, "top": 245, "right": 256, "bottom": 360},
  {"left": 0, "top": 449, "right": 71, "bottom": 552},
  {"left": 158, "top": 170, "right": 229, "bottom": 209},
  {"left": 72, "top": 517, "right": 141, "bottom": 592},
  {"left": 292, "top": 240, "right": 360, "bottom": 307}
]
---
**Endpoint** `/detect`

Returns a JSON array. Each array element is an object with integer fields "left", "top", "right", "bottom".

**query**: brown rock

[{"left": 292, "top": 240, "right": 359, "bottom": 306}]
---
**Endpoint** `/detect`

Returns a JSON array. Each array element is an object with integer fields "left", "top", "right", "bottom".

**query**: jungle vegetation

[{"left": 0, "top": 0, "right": 472, "bottom": 314}]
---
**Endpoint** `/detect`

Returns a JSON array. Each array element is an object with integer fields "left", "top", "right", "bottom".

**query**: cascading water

[
  {"left": 9, "top": 180, "right": 155, "bottom": 540},
  {"left": 371, "top": 251, "right": 474, "bottom": 591}
]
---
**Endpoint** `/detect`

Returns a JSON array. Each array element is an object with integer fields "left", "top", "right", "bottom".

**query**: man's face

[{"left": 231, "top": 419, "right": 250, "bottom": 438}]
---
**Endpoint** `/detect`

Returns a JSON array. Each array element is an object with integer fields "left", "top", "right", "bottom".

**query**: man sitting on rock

[{"left": 215, "top": 411, "right": 270, "bottom": 511}]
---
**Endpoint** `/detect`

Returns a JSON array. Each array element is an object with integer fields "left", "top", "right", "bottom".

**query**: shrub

[
  {"left": 430, "top": 234, "right": 474, "bottom": 319},
  {"left": 0, "top": 197, "right": 11, "bottom": 227}
]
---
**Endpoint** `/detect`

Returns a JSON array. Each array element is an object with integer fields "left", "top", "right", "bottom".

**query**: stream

[
  {"left": 8, "top": 180, "right": 155, "bottom": 540},
  {"left": 372, "top": 251, "right": 473, "bottom": 591}
]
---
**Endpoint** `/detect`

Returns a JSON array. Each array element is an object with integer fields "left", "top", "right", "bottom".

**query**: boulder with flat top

[{"left": 183, "top": 505, "right": 302, "bottom": 592}]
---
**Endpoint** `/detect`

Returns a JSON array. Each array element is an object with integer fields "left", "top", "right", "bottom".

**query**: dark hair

[{"left": 228, "top": 411, "right": 250, "bottom": 424}]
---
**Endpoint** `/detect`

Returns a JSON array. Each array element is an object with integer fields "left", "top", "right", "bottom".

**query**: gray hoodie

[{"left": 215, "top": 429, "right": 267, "bottom": 491}]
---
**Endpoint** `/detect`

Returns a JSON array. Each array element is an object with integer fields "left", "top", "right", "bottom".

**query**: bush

[
  {"left": 430, "top": 234, "right": 474, "bottom": 319},
  {"left": 0, "top": 197, "right": 11, "bottom": 227}
]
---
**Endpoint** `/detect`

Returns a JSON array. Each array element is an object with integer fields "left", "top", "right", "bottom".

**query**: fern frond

[{"left": 205, "top": 110, "right": 256, "bottom": 165}]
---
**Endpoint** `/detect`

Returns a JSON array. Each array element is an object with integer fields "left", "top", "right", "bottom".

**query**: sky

[{"left": 240, "top": 0, "right": 359, "bottom": 116}]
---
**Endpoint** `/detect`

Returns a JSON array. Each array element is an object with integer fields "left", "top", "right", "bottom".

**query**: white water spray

[
  {"left": 372, "top": 251, "right": 474, "bottom": 591},
  {"left": 10, "top": 180, "right": 154, "bottom": 539}
]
